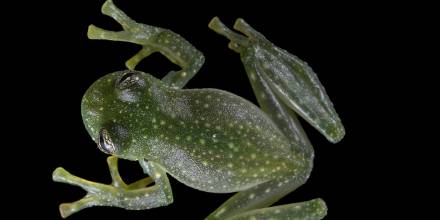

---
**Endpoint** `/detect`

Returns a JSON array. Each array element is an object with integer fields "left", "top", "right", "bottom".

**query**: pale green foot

[{"left": 52, "top": 156, "right": 172, "bottom": 218}]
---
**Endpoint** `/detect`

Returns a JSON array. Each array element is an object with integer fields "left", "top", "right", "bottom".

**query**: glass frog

[{"left": 53, "top": 0, "right": 345, "bottom": 219}]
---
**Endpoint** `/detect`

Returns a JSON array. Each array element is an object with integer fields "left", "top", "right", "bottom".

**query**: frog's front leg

[
  {"left": 52, "top": 156, "right": 172, "bottom": 218},
  {"left": 88, "top": 0, "right": 205, "bottom": 89}
]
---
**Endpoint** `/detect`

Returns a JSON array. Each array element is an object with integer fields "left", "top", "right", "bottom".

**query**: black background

[{"left": 7, "top": 0, "right": 432, "bottom": 219}]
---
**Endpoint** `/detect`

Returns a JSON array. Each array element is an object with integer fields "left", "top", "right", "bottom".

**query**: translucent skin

[
  {"left": 52, "top": 1, "right": 344, "bottom": 219},
  {"left": 82, "top": 71, "right": 306, "bottom": 193}
]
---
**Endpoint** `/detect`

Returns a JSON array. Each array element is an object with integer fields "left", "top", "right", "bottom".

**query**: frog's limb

[
  {"left": 205, "top": 173, "right": 326, "bottom": 220},
  {"left": 88, "top": 0, "right": 205, "bottom": 89},
  {"left": 208, "top": 20, "right": 321, "bottom": 219},
  {"left": 226, "top": 199, "right": 327, "bottom": 220},
  {"left": 210, "top": 16, "right": 313, "bottom": 157},
  {"left": 209, "top": 17, "right": 345, "bottom": 143},
  {"left": 52, "top": 168, "right": 107, "bottom": 218},
  {"left": 125, "top": 47, "right": 154, "bottom": 70},
  {"left": 52, "top": 156, "right": 173, "bottom": 218},
  {"left": 207, "top": 17, "right": 329, "bottom": 220},
  {"left": 138, "top": 160, "right": 174, "bottom": 204},
  {"left": 241, "top": 48, "right": 315, "bottom": 158},
  {"left": 106, "top": 155, "right": 128, "bottom": 187}
]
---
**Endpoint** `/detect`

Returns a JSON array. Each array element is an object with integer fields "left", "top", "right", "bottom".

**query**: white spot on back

[
  {"left": 215, "top": 208, "right": 226, "bottom": 217},
  {"left": 249, "top": 193, "right": 255, "bottom": 199}
]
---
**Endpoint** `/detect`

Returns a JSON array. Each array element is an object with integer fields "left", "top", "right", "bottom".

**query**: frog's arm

[
  {"left": 52, "top": 156, "right": 172, "bottom": 218},
  {"left": 209, "top": 17, "right": 345, "bottom": 143},
  {"left": 88, "top": 0, "right": 205, "bottom": 89}
]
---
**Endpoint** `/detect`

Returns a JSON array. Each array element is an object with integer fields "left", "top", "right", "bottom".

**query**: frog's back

[{"left": 150, "top": 88, "right": 306, "bottom": 193}]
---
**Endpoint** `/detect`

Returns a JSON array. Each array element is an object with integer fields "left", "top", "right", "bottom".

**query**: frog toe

[{"left": 59, "top": 195, "right": 99, "bottom": 218}]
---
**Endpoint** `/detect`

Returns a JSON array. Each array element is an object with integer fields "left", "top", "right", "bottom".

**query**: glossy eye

[
  {"left": 98, "top": 128, "right": 115, "bottom": 154},
  {"left": 117, "top": 71, "right": 142, "bottom": 89}
]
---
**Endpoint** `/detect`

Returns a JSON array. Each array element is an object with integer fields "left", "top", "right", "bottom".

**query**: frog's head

[{"left": 81, "top": 70, "right": 161, "bottom": 160}]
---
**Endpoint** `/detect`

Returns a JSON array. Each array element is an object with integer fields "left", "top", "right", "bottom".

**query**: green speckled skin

[
  {"left": 82, "top": 71, "right": 305, "bottom": 193},
  {"left": 52, "top": 0, "right": 344, "bottom": 219}
]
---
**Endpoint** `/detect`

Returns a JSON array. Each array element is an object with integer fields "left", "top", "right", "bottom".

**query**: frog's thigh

[
  {"left": 206, "top": 174, "right": 311, "bottom": 220},
  {"left": 243, "top": 60, "right": 314, "bottom": 157},
  {"left": 227, "top": 199, "right": 326, "bottom": 220}
]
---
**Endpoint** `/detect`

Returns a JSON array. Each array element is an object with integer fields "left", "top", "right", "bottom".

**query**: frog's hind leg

[
  {"left": 209, "top": 17, "right": 313, "bottom": 157},
  {"left": 203, "top": 102, "right": 324, "bottom": 219},
  {"left": 205, "top": 173, "right": 326, "bottom": 220},
  {"left": 227, "top": 199, "right": 326, "bottom": 220},
  {"left": 207, "top": 18, "right": 327, "bottom": 220},
  {"left": 203, "top": 101, "right": 321, "bottom": 219},
  {"left": 88, "top": 0, "right": 205, "bottom": 89},
  {"left": 209, "top": 17, "right": 345, "bottom": 143}
]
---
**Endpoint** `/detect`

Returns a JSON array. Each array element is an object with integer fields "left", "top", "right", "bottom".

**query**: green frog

[{"left": 53, "top": 1, "right": 345, "bottom": 219}]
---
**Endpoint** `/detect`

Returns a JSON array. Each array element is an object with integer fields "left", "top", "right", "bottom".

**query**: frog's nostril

[{"left": 98, "top": 128, "right": 115, "bottom": 154}]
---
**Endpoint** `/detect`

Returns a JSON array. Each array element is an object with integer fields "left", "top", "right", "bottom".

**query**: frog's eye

[
  {"left": 116, "top": 71, "right": 144, "bottom": 89},
  {"left": 98, "top": 128, "right": 115, "bottom": 154}
]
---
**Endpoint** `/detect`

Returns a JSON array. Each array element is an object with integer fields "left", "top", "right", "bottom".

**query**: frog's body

[
  {"left": 83, "top": 72, "right": 306, "bottom": 194},
  {"left": 53, "top": 1, "right": 344, "bottom": 219}
]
